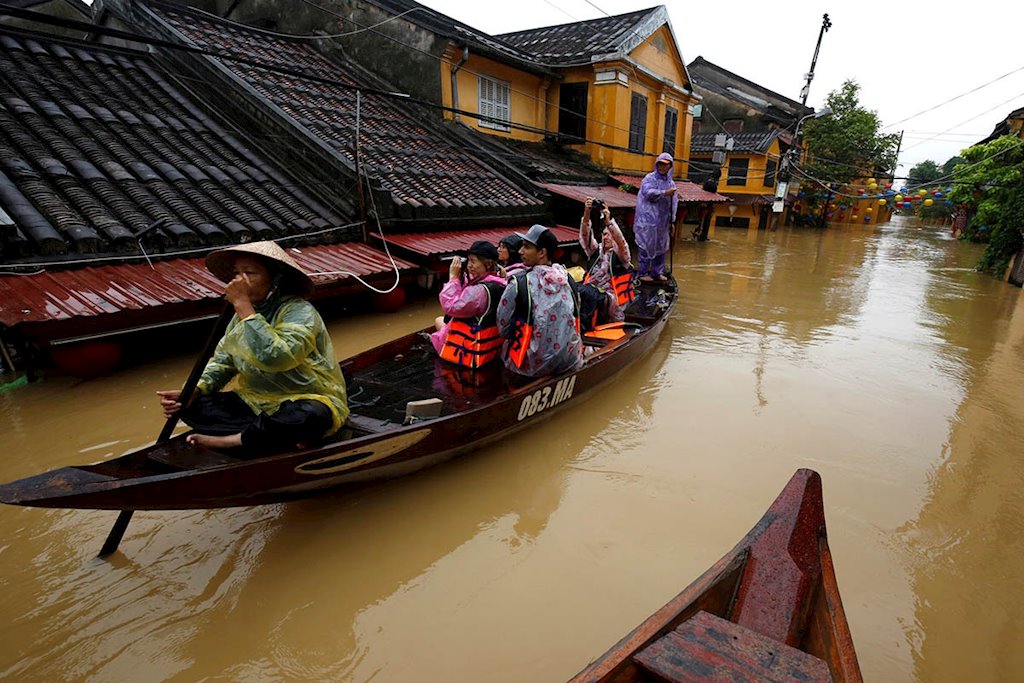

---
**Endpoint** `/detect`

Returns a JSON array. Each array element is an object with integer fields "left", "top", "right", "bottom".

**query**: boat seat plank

[
  {"left": 147, "top": 447, "right": 241, "bottom": 470},
  {"left": 345, "top": 413, "right": 397, "bottom": 434},
  {"left": 632, "top": 610, "right": 833, "bottom": 683}
]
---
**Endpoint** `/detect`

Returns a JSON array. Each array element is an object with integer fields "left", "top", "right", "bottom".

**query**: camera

[{"left": 591, "top": 198, "right": 606, "bottom": 214}]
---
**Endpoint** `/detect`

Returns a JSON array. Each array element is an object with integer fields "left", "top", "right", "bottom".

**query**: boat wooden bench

[
  {"left": 147, "top": 447, "right": 241, "bottom": 471},
  {"left": 345, "top": 413, "right": 398, "bottom": 434},
  {"left": 633, "top": 610, "right": 833, "bottom": 682}
]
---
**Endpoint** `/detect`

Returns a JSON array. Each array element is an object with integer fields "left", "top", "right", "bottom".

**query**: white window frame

[{"left": 478, "top": 75, "right": 511, "bottom": 132}]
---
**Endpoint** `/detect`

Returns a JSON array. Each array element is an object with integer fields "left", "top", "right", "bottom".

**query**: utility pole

[
  {"left": 695, "top": 134, "right": 731, "bottom": 241},
  {"left": 891, "top": 130, "right": 904, "bottom": 185},
  {"left": 799, "top": 14, "right": 832, "bottom": 107}
]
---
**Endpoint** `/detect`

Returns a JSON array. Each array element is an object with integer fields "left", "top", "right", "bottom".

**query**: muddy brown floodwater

[{"left": 2, "top": 216, "right": 1023, "bottom": 681}]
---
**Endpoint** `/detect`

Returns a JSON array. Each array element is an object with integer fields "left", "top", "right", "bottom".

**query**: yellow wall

[
  {"left": 440, "top": 54, "right": 549, "bottom": 142},
  {"left": 630, "top": 26, "right": 688, "bottom": 89},
  {"left": 436, "top": 26, "right": 698, "bottom": 175}
]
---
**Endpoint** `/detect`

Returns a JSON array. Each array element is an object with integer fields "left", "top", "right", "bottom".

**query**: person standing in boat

[
  {"left": 497, "top": 234, "right": 526, "bottom": 277},
  {"left": 497, "top": 224, "right": 583, "bottom": 378},
  {"left": 579, "top": 196, "right": 634, "bottom": 326},
  {"left": 157, "top": 241, "right": 348, "bottom": 455},
  {"left": 431, "top": 240, "right": 508, "bottom": 369},
  {"left": 633, "top": 152, "right": 678, "bottom": 282}
]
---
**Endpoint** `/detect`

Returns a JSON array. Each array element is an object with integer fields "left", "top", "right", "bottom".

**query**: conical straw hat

[{"left": 205, "top": 241, "right": 313, "bottom": 295}]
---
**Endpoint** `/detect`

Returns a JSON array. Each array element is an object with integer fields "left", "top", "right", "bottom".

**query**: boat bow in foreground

[{"left": 568, "top": 468, "right": 862, "bottom": 682}]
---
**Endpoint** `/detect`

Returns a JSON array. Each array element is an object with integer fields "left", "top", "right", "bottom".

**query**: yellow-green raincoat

[{"left": 196, "top": 297, "right": 348, "bottom": 435}]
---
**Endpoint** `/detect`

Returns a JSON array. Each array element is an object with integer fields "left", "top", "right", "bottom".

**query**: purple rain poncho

[{"left": 633, "top": 153, "right": 678, "bottom": 270}]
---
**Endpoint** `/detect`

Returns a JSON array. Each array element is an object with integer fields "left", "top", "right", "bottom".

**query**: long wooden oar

[{"left": 97, "top": 306, "right": 234, "bottom": 558}]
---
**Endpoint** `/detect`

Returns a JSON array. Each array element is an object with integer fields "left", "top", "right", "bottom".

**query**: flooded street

[{"left": 2, "top": 216, "right": 1023, "bottom": 682}]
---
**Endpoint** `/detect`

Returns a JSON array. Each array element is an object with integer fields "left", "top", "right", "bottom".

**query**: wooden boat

[
  {"left": 0, "top": 280, "right": 676, "bottom": 511},
  {"left": 568, "top": 468, "right": 863, "bottom": 683}
]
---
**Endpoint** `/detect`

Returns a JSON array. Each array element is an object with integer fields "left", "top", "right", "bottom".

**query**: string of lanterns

[{"left": 794, "top": 178, "right": 954, "bottom": 224}]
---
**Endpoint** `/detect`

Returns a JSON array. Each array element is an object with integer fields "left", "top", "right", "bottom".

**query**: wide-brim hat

[{"left": 206, "top": 241, "right": 314, "bottom": 296}]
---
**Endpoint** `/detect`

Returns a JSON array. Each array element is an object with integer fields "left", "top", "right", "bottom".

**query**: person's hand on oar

[{"left": 156, "top": 389, "right": 197, "bottom": 419}]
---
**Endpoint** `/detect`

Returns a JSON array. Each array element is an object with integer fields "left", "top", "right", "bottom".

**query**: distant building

[{"left": 685, "top": 56, "right": 811, "bottom": 233}]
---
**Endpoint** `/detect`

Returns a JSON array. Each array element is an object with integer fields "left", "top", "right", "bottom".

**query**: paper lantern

[
  {"left": 878, "top": 199, "right": 887, "bottom": 206},
  {"left": 864, "top": 215, "right": 872, "bottom": 222},
  {"left": 858, "top": 188, "right": 866, "bottom": 195},
  {"left": 918, "top": 189, "right": 928, "bottom": 196},
  {"left": 866, "top": 207, "right": 873, "bottom": 213},
  {"left": 885, "top": 183, "right": 892, "bottom": 189},
  {"left": 869, "top": 183, "right": 878, "bottom": 191},
  {"left": 895, "top": 194, "right": 903, "bottom": 202},
  {"left": 924, "top": 198, "right": 934, "bottom": 206}
]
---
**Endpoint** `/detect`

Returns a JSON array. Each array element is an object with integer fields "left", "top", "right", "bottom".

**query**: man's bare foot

[{"left": 186, "top": 432, "right": 243, "bottom": 449}]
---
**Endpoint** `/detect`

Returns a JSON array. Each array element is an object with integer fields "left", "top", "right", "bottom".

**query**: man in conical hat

[{"left": 157, "top": 241, "right": 348, "bottom": 455}]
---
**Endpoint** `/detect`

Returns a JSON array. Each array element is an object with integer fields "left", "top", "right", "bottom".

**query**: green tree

[
  {"left": 908, "top": 160, "right": 943, "bottom": 186},
  {"left": 948, "top": 135, "right": 1024, "bottom": 276},
  {"left": 942, "top": 155, "right": 964, "bottom": 176},
  {"left": 801, "top": 80, "right": 901, "bottom": 186},
  {"left": 795, "top": 81, "right": 901, "bottom": 226}
]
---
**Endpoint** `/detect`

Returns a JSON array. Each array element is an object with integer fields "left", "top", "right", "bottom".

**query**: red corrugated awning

[
  {"left": 371, "top": 225, "right": 579, "bottom": 257},
  {"left": 722, "top": 193, "right": 775, "bottom": 206},
  {"left": 610, "top": 175, "right": 728, "bottom": 202},
  {"left": 536, "top": 183, "right": 637, "bottom": 208},
  {"left": 0, "top": 242, "right": 416, "bottom": 330}
]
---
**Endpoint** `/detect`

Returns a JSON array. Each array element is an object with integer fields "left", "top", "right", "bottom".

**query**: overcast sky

[{"left": 418, "top": 0, "right": 1024, "bottom": 177}]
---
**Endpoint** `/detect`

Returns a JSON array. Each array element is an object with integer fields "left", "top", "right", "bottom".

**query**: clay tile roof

[
  {"left": 0, "top": 27, "right": 349, "bottom": 264},
  {"left": 610, "top": 174, "right": 728, "bottom": 202},
  {"left": 497, "top": 7, "right": 662, "bottom": 66},
  {"left": 690, "top": 129, "right": 779, "bottom": 155},
  {"left": 145, "top": 2, "right": 545, "bottom": 224},
  {"left": 359, "top": 0, "right": 554, "bottom": 76}
]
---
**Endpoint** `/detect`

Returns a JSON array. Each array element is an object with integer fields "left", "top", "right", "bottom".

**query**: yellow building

[
  {"left": 689, "top": 130, "right": 783, "bottom": 233},
  {"left": 327, "top": 3, "right": 699, "bottom": 178},
  {"left": 494, "top": 7, "right": 701, "bottom": 175}
]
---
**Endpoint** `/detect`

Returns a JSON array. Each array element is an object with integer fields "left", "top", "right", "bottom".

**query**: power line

[
  {"left": 901, "top": 90, "right": 1024, "bottom": 153},
  {"left": 882, "top": 64, "right": 1024, "bottom": 129}
]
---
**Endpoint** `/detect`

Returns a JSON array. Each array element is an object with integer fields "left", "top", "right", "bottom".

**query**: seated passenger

[
  {"left": 431, "top": 240, "right": 508, "bottom": 369},
  {"left": 497, "top": 225, "right": 583, "bottom": 378},
  {"left": 579, "top": 197, "right": 635, "bottom": 329},
  {"left": 498, "top": 234, "right": 526, "bottom": 277},
  {"left": 157, "top": 241, "right": 348, "bottom": 455}
]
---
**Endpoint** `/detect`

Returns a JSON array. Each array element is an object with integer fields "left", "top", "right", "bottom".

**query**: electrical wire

[
  {"left": 901, "top": 90, "right": 1024, "bottom": 153},
  {"left": 881, "top": 64, "right": 1024, "bottom": 130},
  {"left": 280, "top": 0, "right": 689, "bottom": 148},
  {"left": 0, "top": 221, "right": 368, "bottom": 274}
]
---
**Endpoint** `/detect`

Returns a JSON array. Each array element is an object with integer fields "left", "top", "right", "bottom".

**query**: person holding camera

[
  {"left": 431, "top": 241, "right": 508, "bottom": 369},
  {"left": 579, "top": 197, "right": 634, "bottom": 327},
  {"left": 633, "top": 152, "right": 678, "bottom": 282}
]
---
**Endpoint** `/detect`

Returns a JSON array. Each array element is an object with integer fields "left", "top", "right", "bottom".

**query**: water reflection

[
  {"left": 898, "top": 268, "right": 1024, "bottom": 681},
  {"left": 1, "top": 220, "right": 1023, "bottom": 681}
]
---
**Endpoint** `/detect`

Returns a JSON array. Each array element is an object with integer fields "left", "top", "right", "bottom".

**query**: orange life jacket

[
  {"left": 507, "top": 270, "right": 580, "bottom": 369},
  {"left": 584, "top": 251, "right": 635, "bottom": 307},
  {"left": 439, "top": 281, "right": 506, "bottom": 369}
]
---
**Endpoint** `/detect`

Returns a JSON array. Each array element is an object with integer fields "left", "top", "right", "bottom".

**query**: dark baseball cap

[{"left": 517, "top": 224, "right": 557, "bottom": 255}]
